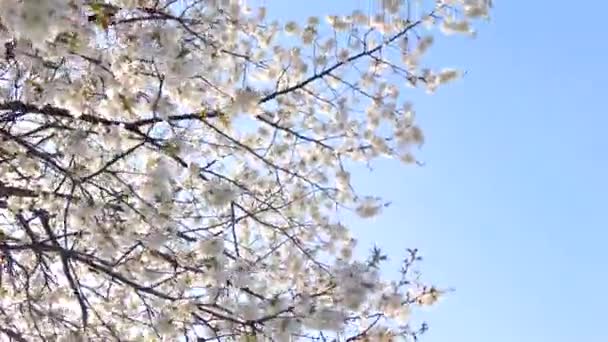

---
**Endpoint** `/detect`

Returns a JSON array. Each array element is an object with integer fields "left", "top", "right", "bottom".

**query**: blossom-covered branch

[{"left": 0, "top": 0, "right": 490, "bottom": 340}]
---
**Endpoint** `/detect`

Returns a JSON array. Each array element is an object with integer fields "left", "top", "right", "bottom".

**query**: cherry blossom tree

[{"left": 0, "top": 0, "right": 490, "bottom": 341}]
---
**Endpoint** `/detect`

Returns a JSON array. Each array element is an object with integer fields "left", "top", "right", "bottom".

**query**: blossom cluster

[{"left": 0, "top": 0, "right": 490, "bottom": 340}]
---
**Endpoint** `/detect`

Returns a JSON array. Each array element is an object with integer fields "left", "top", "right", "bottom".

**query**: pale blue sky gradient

[{"left": 262, "top": 1, "right": 608, "bottom": 342}]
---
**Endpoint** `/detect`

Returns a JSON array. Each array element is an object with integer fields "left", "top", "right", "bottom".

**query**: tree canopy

[{"left": 0, "top": 0, "right": 490, "bottom": 341}]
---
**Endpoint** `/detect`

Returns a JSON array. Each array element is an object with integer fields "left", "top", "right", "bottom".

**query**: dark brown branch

[{"left": 258, "top": 17, "right": 427, "bottom": 104}]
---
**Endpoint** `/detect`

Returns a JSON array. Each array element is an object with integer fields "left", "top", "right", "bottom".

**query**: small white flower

[
  {"left": 101, "top": 242, "right": 118, "bottom": 258},
  {"left": 229, "top": 88, "right": 259, "bottom": 115},
  {"left": 439, "top": 68, "right": 461, "bottom": 84},
  {"left": 102, "top": 125, "right": 123, "bottom": 150},
  {"left": 338, "top": 48, "right": 350, "bottom": 62},
  {"left": 231, "top": 261, "right": 252, "bottom": 287},
  {"left": 58, "top": 332, "right": 84, "bottom": 342},
  {"left": 342, "top": 286, "right": 367, "bottom": 310},
  {"left": 257, "top": 6, "right": 267, "bottom": 21},
  {"left": 307, "top": 16, "right": 320, "bottom": 26},
  {"left": 198, "top": 237, "right": 224, "bottom": 257},
  {"left": 381, "top": 0, "right": 402, "bottom": 14},
  {"left": 352, "top": 10, "right": 368, "bottom": 25},
  {"left": 305, "top": 307, "right": 346, "bottom": 331},
  {"left": 238, "top": 301, "right": 259, "bottom": 321},
  {"left": 155, "top": 314, "right": 174, "bottom": 335},
  {"left": 415, "top": 36, "right": 434, "bottom": 56},
  {"left": 143, "top": 268, "right": 162, "bottom": 281},
  {"left": 340, "top": 245, "right": 353, "bottom": 260},
  {"left": 204, "top": 182, "right": 236, "bottom": 207},
  {"left": 441, "top": 20, "right": 475, "bottom": 36},
  {"left": 417, "top": 287, "right": 442, "bottom": 306},
  {"left": 65, "top": 130, "right": 89, "bottom": 156},
  {"left": 284, "top": 21, "right": 299, "bottom": 35},
  {"left": 301, "top": 26, "right": 316, "bottom": 45},
  {"left": 355, "top": 197, "right": 383, "bottom": 218},
  {"left": 464, "top": 0, "right": 491, "bottom": 18},
  {"left": 145, "top": 231, "right": 168, "bottom": 250}
]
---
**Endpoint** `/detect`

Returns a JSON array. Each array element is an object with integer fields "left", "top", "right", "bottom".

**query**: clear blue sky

[{"left": 260, "top": 1, "right": 608, "bottom": 341}]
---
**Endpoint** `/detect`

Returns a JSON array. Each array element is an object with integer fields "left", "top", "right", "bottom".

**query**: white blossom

[
  {"left": 229, "top": 88, "right": 260, "bottom": 115},
  {"left": 65, "top": 130, "right": 89, "bottom": 156},
  {"left": 418, "top": 287, "right": 443, "bottom": 306},
  {"left": 145, "top": 231, "right": 169, "bottom": 250},
  {"left": 204, "top": 182, "right": 237, "bottom": 207},
  {"left": 305, "top": 307, "right": 347, "bottom": 331},
  {"left": 198, "top": 237, "right": 225, "bottom": 257},
  {"left": 284, "top": 21, "right": 300, "bottom": 35},
  {"left": 441, "top": 19, "right": 475, "bottom": 36},
  {"left": 439, "top": 68, "right": 462, "bottom": 84},
  {"left": 155, "top": 314, "right": 175, "bottom": 336},
  {"left": 356, "top": 197, "right": 383, "bottom": 218},
  {"left": 464, "top": 0, "right": 492, "bottom": 18}
]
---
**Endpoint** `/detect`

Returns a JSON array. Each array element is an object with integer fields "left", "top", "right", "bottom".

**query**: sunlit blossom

[{"left": 0, "top": 0, "right": 489, "bottom": 339}]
